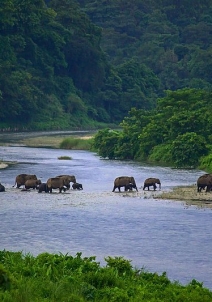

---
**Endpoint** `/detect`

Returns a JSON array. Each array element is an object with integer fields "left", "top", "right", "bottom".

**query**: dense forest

[{"left": 1, "top": 0, "right": 212, "bottom": 131}]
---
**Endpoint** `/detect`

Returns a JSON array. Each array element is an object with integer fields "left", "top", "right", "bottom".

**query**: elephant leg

[
  {"left": 206, "top": 185, "right": 211, "bottom": 192},
  {"left": 153, "top": 184, "right": 157, "bottom": 190}
]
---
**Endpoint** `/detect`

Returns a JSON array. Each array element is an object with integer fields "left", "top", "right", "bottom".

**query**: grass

[
  {"left": 0, "top": 251, "right": 212, "bottom": 301},
  {"left": 59, "top": 137, "right": 94, "bottom": 150}
]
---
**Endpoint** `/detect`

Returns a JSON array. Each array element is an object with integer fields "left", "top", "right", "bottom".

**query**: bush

[
  {"left": 60, "top": 137, "right": 93, "bottom": 150},
  {"left": 171, "top": 132, "right": 208, "bottom": 168},
  {"left": 199, "top": 153, "right": 212, "bottom": 172},
  {"left": 148, "top": 143, "right": 173, "bottom": 165},
  {"left": 58, "top": 156, "right": 72, "bottom": 160}
]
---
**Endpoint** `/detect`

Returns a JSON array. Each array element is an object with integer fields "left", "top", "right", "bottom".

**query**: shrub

[
  {"left": 58, "top": 156, "right": 72, "bottom": 160},
  {"left": 60, "top": 137, "right": 93, "bottom": 150}
]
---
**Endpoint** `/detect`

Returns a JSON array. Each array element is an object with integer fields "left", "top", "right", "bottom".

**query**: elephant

[
  {"left": 13, "top": 174, "right": 37, "bottom": 188},
  {"left": 47, "top": 177, "right": 69, "bottom": 193},
  {"left": 25, "top": 179, "right": 41, "bottom": 190},
  {"left": 38, "top": 183, "right": 48, "bottom": 193},
  {"left": 72, "top": 182, "right": 83, "bottom": 190},
  {"left": 143, "top": 178, "right": 161, "bottom": 191},
  {"left": 112, "top": 176, "right": 138, "bottom": 192},
  {"left": 124, "top": 183, "right": 136, "bottom": 192},
  {"left": 197, "top": 174, "right": 212, "bottom": 192},
  {"left": 0, "top": 183, "right": 5, "bottom": 192},
  {"left": 55, "top": 175, "right": 76, "bottom": 190}
]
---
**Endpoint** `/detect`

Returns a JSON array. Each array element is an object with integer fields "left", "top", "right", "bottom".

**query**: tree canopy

[
  {"left": 93, "top": 89, "right": 212, "bottom": 168},
  {"left": 1, "top": 1, "right": 212, "bottom": 130}
]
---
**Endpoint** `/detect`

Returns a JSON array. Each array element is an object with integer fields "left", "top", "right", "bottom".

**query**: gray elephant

[
  {"left": 0, "top": 183, "right": 5, "bottom": 192},
  {"left": 124, "top": 183, "right": 137, "bottom": 191},
  {"left": 72, "top": 183, "right": 83, "bottom": 190},
  {"left": 143, "top": 178, "right": 161, "bottom": 191},
  {"left": 13, "top": 174, "right": 37, "bottom": 188},
  {"left": 38, "top": 183, "right": 48, "bottom": 193},
  {"left": 197, "top": 174, "right": 212, "bottom": 192},
  {"left": 112, "top": 176, "right": 138, "bottom": 192},
  {"left": 25, "top": 179, "right": 41, "bottom": 190},
  {"left": 55, "top": 175, "right": 76, "bottom": 190},
  {"left": 47, "top": 177, "right": 69, "bottom": 193}
]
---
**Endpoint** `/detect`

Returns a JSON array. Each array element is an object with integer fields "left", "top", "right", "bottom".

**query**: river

[{"left": 0, "top": 131, "right": 211, "bottom": 289}]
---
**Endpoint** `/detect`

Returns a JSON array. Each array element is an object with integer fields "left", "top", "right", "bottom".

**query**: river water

[{"left": 0, "top": 131, "right": 211, "bottom": 289}]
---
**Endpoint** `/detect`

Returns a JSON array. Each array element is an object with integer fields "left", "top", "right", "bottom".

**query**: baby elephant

[
  {"left": 143, "top": 178, "right": 161, "bottom": 191},
  {"left": 125, "top": 183, "right": 137, "bottom": 191},
  {"left": 0, "top": 183, "right": 5, "bottom": 192},
  {"left": 25, "top": 179, "right": 41, "bottom": 190},
  {"left": 38, "top": 183, "right": 49, "bottom": 193},
  {"left": 72, "top": 183, "right": 83, "bottom": 190}
]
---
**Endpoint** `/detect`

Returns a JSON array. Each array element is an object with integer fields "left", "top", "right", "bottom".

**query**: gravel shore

[{"left": 156, "top": 185, "right": 212, "bottom": 209}]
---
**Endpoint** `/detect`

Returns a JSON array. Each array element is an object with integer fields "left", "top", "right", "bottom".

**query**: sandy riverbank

[{"left": 155, "top": 185, "right": 212, "bottom": 209}]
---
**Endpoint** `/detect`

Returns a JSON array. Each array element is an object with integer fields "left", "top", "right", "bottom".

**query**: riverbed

[{"left": 0, "top": 131, "right": 211, "bottom": 289}]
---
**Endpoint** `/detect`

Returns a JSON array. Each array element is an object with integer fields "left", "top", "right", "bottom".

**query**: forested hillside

[
  {"left": 78, "top": 0, "right": 212, "bottom": 92},
  {"left": 1, "top": 0, "right": 212, "bottom": 131}
]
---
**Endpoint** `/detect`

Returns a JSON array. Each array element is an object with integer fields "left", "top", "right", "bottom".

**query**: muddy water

[{"left": 0, "top": 132, "right": 211, "bottom": 289}]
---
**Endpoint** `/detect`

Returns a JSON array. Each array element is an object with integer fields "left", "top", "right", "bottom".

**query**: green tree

[
  {"left": 171, "top": 132, "right": 208, "bottom": 167},
  {"left": 92, "top": 128, "right": 121, "bottom": 159}
]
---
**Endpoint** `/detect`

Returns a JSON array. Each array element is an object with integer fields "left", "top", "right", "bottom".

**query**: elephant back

[
  {"left": 114, "top": 176, "right": 135, "bottom": 186},
  {"left": 56, "top": 175, "right": 76, "bottom": 184},
  {"left": 144, "top": 178, "right": 161, "bottom": 185},
  {"left": 15, "top": 174, "right": 37, "bottom": 186},
  {"left": 47, "top": 177, "right": 65, "bottom": 188},
  {"left": 25, "top": 179, "right": 41, "bottom": 187},
  {"left": 197, "top": 174, "right": 212, "bottom": 184}
]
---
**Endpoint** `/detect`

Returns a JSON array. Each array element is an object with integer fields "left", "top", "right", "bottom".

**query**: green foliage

[
  {"left": 171, "top": 132, "right": 208, "bottom": 168},
  {"left": 0, "top": 264, "right": 13, "bottom": 290},
  {"left": 92, "top": 128, "right": 121, "bottom": 159},
  {"left": 105, "top": 256, "right": 133, "bottom": 276},
  {"left": 2, "top": 1, "right": 212, "bottom": 129},
  {"left": 148, "top": 143, "right": 173, "bottom": 165},
  {"left": 58, "top": 156, "right": 72, "bottom": 160},
  {"left": 0, "top": 250, "right": 212, "bottom": 301},
  {"left": 60, "top": 137, "right": 93, "bottom": 150},
  {"left": 80, "top": 0, "right": 212, "bottom": 94},
  {"left": 198, "top": 154, "right": 212, "bottom": 172},
  {"left": 93, "top": 88, "right": 212, "bottom": 169}
]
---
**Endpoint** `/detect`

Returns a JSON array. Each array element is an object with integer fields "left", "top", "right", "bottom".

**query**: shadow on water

[{"left": 0, "top": 131, "right": 211, "bottom": 289}]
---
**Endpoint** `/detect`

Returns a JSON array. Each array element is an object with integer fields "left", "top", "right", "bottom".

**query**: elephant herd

[
  {"left": 1, "top": 173, "right": 211, "bottom": 194},
  {"left": 112, "top": 176, "right": 161, "bottom": 192},
  {"left": 9, "top": 173, "right": 83, "bottom": 193},
  {"left": 0, "top": 174, "right": 162, "bottom": 193}
]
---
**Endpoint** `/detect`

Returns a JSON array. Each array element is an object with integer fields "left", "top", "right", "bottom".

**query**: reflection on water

[{"left": 0, "top": 132, "right": 211, "bottom": 289}]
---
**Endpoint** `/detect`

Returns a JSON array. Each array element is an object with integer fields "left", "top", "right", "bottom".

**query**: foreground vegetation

[{"left": 0, "top": 251, "right": 211, "bottom": 302}]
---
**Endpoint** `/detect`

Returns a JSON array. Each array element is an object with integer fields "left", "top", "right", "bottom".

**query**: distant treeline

[{"left": 1, "top": 1, "right": 212, "bottom": 130}]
